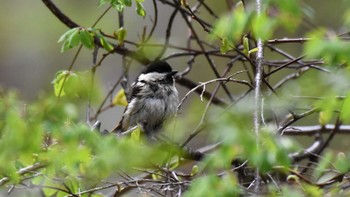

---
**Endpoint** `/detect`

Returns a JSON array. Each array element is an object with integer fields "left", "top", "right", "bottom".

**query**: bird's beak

[{"left": 167, "top": 71, "right": 178, "bottom": 78}]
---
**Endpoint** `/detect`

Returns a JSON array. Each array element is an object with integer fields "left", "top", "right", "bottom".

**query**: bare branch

[
  {"left": 177, "top": 72, "right": 251, "bottom": 111},
  {"left": 282, "top": 124, "right": 350, "bottom": 135}
]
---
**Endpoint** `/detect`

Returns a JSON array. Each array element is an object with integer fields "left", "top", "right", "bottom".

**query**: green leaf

[
  {"left": 59, "top": 28, "right": 80, "bottom": 52},
  {"left": 63, "top": 72, "right": 80, "bottom": 97},
  {"left": 252, "top": 13, "right": 277, "bottom": 40},
  {"left": 212, "top": 6, "right": 251, "bottom": 46},
  {"left": 335, "top": 152, "right": 349, "bottom": 173},
  {"left": 235, "top": 1, "right": 244, "bottom": 12},
  {"left": 42, "top": 179, "right": 64, "bottom": 196},
  {"left": 114, "top": 27, "right": 127, "bottom": 45},
  {"left": 63, "top": 71, "right": 99, "bottom": 101},
  {"left": 112, "top": 0, "right": 124, "bottom": 12},
  {"left": 242, "top": 35, "right": 249, "bottom": 55},
  {"left": 79, "top": 29, "right": 94, "bottom": 49},
  {"left": 58, "top": 28, "right": 79, "bottom": 43},
  {"left": 151, "top": 172, "right": 162, "bottom": 180},
  {"left": 341, "top": 93, "right": 350, "bottom": 122},
  {"left": 313, "top": 151, "right": 333, "bottom": 179},
  {"left": 269, "top": 0, "right": 302, "bottom": 31},
  {"left": 136, "top": 1, "right": 146, "bottom": 17},
  {"left": 304, "top": 29, "right": 350, "bottom": 65},
  {"left": 51, "top": 70, "right": 94, "bottom": 99},
  {"left": 190, "top": 165, "right": 199, "bottom": 176},
  {"left": 302, "top": 184, "right": 323, "bottom": 197},
  {"left": 52, "top": 70, "right": 70, "bottom": 97},
  {"left": 122, "top": 0, "right": 132, "bottom": 6},
  {"left": 316, "top": 96, "right": 338, "bottom": 125},
  {"left": 99, "top": 0, "right": 145, "bottom": 16},
  {"left": 318, "top": 111, "right": 329, "bottom": 126},
  {"left": 67, "top": 29, "right": 80, "bottom": 48},
  {"left": 112, "top": 89, "right": 128, "bottom": 106},
  {"left": 220, "top": 38, "right": 232, "bottom": 54},
  {"left": 169, "top": 156, "right": 180, "bottom": 170},
  {"left": 248, "top": 47, "right": 258, "bottom": 55},
  {"left": 99, "top": 36, "right": 114, "bottom": 52},
  {"left": 131, "top": 125, "right": 141, "bottom": 142}
]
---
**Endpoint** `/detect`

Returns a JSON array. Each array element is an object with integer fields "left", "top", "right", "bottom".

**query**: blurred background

[{"left": 0, "top": 0, "right": 349, "bottom": 130}]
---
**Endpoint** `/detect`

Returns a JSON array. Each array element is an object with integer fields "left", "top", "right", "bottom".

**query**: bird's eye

[{"left": 140, "top": 80, "right": 146, "bottom": 83}]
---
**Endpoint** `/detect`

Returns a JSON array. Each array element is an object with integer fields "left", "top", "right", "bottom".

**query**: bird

[{"left": 112, "top": 60, "right": 179, "bottom": 136}]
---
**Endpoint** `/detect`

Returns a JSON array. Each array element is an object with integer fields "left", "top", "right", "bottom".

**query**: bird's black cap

[{"left": 143, "top": 60, "right": 173, "bottom": 74}]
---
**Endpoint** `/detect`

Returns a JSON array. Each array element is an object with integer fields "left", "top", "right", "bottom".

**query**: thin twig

[
  {"left": 176, "top": 0, "right": 234, "bottom": 102},
  {"left": 265, "top": 56, "right": 305, "bottom": 77},
  {"left": 278, "top": 107, "right": 319, "bottom": 134},
  {"left": 176, "top": 77, "right": 228, "bottom": 106},
  {"left": 145, "top": 0, "right": 158, "bottom": 42},
  {"left": 177, "top": 71, "right": 250, "bottom": 111},
  {"left": 156, "top": 7, "right": 178, "bottom": 59}
]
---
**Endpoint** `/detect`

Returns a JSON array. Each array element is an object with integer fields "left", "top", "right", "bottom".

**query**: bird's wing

[{"left": 111, "top": 83, "right": 144, "bottom": 133}]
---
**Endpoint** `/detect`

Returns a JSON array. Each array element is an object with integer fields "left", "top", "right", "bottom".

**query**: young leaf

[
  {"left": 220, "top": 38, "right": 232, "bottom": 54},
  {"left": 61, "top": 40, "right": 72, "bottom": 53},
  {"left": 122, "top": 0, "right": 132, "bottom": 7},
  {"left": 99, "top": 36, "right": 114, "bottom": 52},
  {"left": 114, "top": 27, "right": 127, "bottom": 45},
  {"left": 59, "top": 28, "right": 80, "bottom": 52},
  {"left": 212, "top": 6, "right": 250, "bottom": 46},
  {"left": 52, "top": 70, "right": 69, "bottom": 97},
  {"left": 58, "top": 28, "right": 79, "bottom": 43},
  {"left": 190, "top": 165, "right": 199, "bottom": 176},
  {"left": 248, "top": 47, "right": 258, "bottom": 55},
  {"left": 112, "top": 89, "right": 128, "bottom": 106},
  {"left": 79, "top": 29, "right": 94, "bottom": 49},
  {"left": 136, "top": 1, "right": 146, "bottom": 17},
  {"left": 152, "top": 173, "right": 162, "bottom": 180},
  {"left": 131, "top": 125, "right": 141, "bottom": 142},
  {"left": 67, "top": 29, "right": 80, "bottom": 48},
  {"left": 242, "top": 35, "right": 249, "bottom": 55},
  {"left": 108, "top": 0, "right": 124, "bottom": 12},
  {"left": 317, "top": 98, "right": 337, "bottom": 125}
]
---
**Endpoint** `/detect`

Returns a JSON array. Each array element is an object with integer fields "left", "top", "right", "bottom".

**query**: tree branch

[
  {"left": 253, "top": 0, "right": 264, "bottom": 190},
  {"left": 282, "top": 124, "right": 350, "bottom": 135},
  {"left": 0, "top": 163, "right": 47, "bottom": 187}
]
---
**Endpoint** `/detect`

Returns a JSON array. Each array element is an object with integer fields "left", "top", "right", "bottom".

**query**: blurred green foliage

[
  {"left": 213, "top": 0, "right": 302, "bottom": 53},
  {"left": 3, "top": 0, "right": 350, "bottom": 196},
  {"left": 0, "top": 89, "right": 176, "bottom": 196}
]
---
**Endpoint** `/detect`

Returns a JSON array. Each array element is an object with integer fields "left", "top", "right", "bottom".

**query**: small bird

[{"left": 112, "top": 60, "right": 179, "bottom": 136}]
